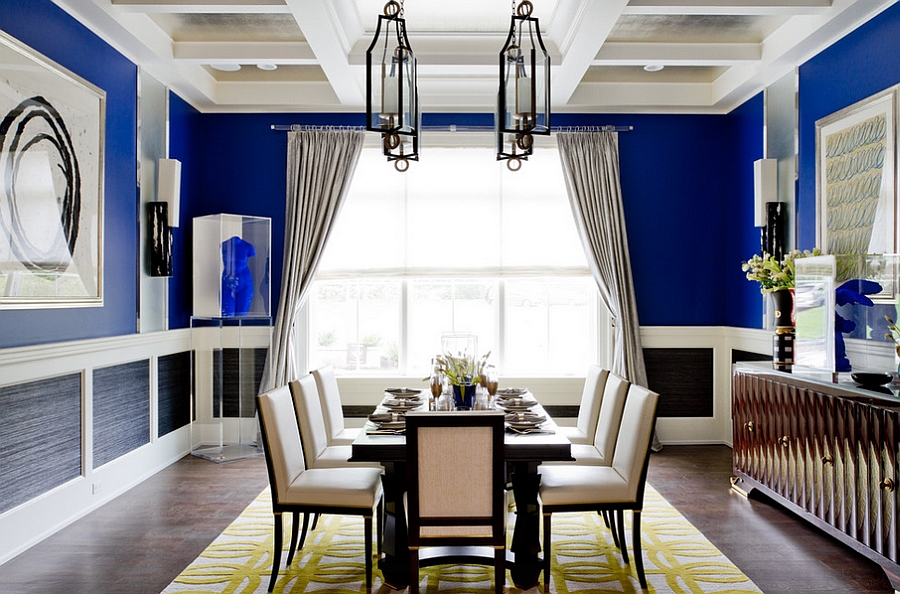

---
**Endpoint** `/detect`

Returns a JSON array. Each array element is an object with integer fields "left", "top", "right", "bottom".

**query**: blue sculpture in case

[{"left": 221, "top": 236, "right": 256, "bottom": 317}]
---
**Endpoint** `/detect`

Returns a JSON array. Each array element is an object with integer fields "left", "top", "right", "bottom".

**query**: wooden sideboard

[{"left": 732, "top": 362, "right": 900, "bottom": 590}]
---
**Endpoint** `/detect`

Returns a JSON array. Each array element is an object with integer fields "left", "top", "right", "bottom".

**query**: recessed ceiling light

[
  {"left": 643, "top": 64, "right": 664, "bottom": 72},
  {"left": 257, "top": 63, "right": 278, "bottom": 71},
  {"left": 211, "top": 64, "right": 241, "bottom": 72}
]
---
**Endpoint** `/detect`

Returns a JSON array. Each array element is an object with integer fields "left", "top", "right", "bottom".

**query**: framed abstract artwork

[
  {"left": 0, "top": 29, "right": 105, "bottom": 309},
  {"left": 816, "top": 86, "right": 898, "bottom": 257}
]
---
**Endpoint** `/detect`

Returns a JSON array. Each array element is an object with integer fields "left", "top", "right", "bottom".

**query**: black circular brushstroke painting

[{"left": 0, "top": 96, "right": 82, "bottom": 273}]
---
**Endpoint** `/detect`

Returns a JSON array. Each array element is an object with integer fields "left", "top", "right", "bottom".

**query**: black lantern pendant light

[
  {"left": 366, "top": 0, "right": 420, "bottom": 172},
  {"left": 497, "top": 0, "right": 550, "bottom": 171}
]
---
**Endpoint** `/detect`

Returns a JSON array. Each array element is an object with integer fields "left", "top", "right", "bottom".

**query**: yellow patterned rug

[{"left": 161, "top": 485, "right": 762, "bottom": 594}]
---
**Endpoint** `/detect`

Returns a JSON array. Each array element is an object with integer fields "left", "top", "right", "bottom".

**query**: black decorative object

[
  {"left": 770, "top": 289, "right": 794, "bottom": 370},
  {"left": 148, "top": 202, "right": 172, "bottom": 277},
  {"left": 762, "top": 202, "right": 784, "bottom": 261}
]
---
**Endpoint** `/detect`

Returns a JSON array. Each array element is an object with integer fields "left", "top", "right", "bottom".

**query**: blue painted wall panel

[{"left": 0, "top": 0, "right": 138, "bottom": 348}]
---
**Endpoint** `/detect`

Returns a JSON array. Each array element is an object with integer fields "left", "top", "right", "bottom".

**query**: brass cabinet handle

[
  {"left": 779, "top": 436, "right": 790, "bottom": 447},
  {"left": 822, "top": 455, "right": 834, "bottom": 465},
  {"left": 880, "top": 478, "right": 895, "bottom": 492},
  {"left": 744, "top": 421, "right": 755, "bottom": 432}
]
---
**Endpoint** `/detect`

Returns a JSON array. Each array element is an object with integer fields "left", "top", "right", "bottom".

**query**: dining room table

[{"left": 349, "top": 389, "right": 573, "bottom": 590}]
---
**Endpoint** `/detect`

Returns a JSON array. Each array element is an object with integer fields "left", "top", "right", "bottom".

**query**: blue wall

[
  {"left": 0, "top": 0, "right": 138, "bottom": 348},
  {"left": 798, "top": 2, "right": 900, "bottom": 249},
  {"left": 10, "top": 0, "right": 900, "bottom": 346}
]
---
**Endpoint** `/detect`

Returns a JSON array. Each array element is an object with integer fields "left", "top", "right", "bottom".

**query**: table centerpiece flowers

[{"left": 433, "top": 351, "right": 491, "bottom": 409}]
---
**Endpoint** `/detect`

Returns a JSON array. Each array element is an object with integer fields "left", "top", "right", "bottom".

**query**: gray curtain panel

[
  {"left": 261, "top": 128, "right": 364, "bottom": 392},
  {"left": 557, "top": 130, "right": 660, "bottom": 449}
]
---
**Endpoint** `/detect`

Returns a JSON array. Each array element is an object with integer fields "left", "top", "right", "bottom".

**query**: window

[{"left": 307, "top": 144, "right": 603, "bottom": 377}]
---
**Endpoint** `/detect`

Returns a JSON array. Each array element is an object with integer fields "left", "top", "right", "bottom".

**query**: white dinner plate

[{"left": 496, "top": 388, "right": 528, "bottom": 397}]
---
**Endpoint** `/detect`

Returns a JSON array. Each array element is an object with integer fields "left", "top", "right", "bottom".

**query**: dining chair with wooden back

[
  {"left": 312, "top": 365, "right": 361, "bottom": 445},
  {"left": 256, "top": 385, "right": 384, "bottom": 593},
  {"left": 558, "top": 365, "right": 610, "bottom": 445},
  {"left": 405, "top": 410, "right": 507, "bottom": 594},
  {"left": 538, "top": 383, "right": 659, "bottom": 591}
]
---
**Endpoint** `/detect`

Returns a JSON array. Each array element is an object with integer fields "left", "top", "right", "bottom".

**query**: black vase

[{"left": 770, "top": 289, "right": 794, "bottom": 328}]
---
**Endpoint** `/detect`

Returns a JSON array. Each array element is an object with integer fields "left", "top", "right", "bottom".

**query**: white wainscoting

[
  {"left": 0, "top": 324, "right": 772, "bottom": 564},
  {"left": 0, "top": 330, "right": 193, "bottom": 565}
]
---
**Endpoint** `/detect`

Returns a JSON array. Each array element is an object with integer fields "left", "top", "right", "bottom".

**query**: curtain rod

[
  {"left": 270, "top": 124, "right": 366, "bottom": 131},
  {"left": 270, "top": 124, "right": 633, "bottom": 132}
]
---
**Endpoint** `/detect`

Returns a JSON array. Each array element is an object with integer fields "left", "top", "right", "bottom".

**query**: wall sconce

[
  {"left": 365, "top": 0, "right": 420, "bottom": 172},
  {"left": 148, "top": 158, "right": 182, "bottom": 277},
  {"left": 497, "top": 0, "right": 550, "bottom": 171}
]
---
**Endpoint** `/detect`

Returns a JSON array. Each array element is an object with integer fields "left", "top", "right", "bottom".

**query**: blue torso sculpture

[{"left": 221, "top": 236, "right": 256, "bottom": 317}]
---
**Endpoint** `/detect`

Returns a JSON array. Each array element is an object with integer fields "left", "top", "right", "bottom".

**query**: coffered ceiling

[{"left": 53, "top": 0, "right": 897, "bottom": 114}]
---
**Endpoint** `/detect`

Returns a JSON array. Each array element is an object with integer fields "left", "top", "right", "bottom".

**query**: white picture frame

[{"left": 0, "top": 28, "right": 105, "bottom": 309}]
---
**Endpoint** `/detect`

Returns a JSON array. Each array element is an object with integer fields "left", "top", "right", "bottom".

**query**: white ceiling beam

[
  {"left": 623, "top": 0, "right": 832, "bottom": 15},
  {"left": 552, "top": 0, "right": 631, "bottom": 106},
  {"left": 283, "top": 0, "right": 364, "bottom": 106},
  {"left": 213, "top": 80, "right": 341, "bottom": 108},
  {"left": 568, "top": 81, "right": 715, "bottom": 110},
  {"left": 711, "top": 0, "right": 897, "bottom": 110},
  {"left": 173, "top": 41, "right": 317, "bottom": 64},
  {"left": 594, "top": 42, "right": 760, "bottom": 65},
  {"left": 110, "top": 0, "right": 290, "bottom": 13}
]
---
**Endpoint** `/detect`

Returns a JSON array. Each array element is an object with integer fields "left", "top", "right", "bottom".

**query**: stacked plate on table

[
  {"left": 384, "top": 387, "right": 423, "bottom": 398},
  {"left": 495, "top": 387, "right": 528, "bottom": 398},
  {"left": 497, "top": 396, "right": 538, "bottom": 411},
  {"left": 383, "top": 396, "right": 425, "bottom": 411},
  {"left": 504, "top": 411, "right": 546, "bottom": 429},
  {"left": 367, "top": 412, "right": 406, "bottom": 434}
]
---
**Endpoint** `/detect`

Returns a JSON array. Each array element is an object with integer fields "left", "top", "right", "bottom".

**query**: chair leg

[
  {"left": 605, "top": 510, "right": 620, "bottom": 550},
  {"left": 632, "top": 510, "right": 647, "bottom": 589},
  {"left": 376, "top": 498, "right": 384, "bottom": 557},
  {"left": 409, "top": 547, "right": 420, "bottom": 594},
  {"left": 298, "top": 511, "right": 311, "bottom": 551},
  {"left": 286, "top": 511, "right": 301, "bottom": 566},
  {"left": 311, "top": 512, "right": 320, "bottom": 531},
  {"left": 364, "top": 514, "right": 373, "bottom": 594},
  {"left": 616, "top": 509, "right": 628, "bottom": 564},
  {"left": 267, "top": 512, "right": 283, "bottom": 592},
  {"left": 494, "top": 546, "right": 505, "bottom": 594},
  {"left": 542, "top": 512, "right": 552, "bottom": 593}
]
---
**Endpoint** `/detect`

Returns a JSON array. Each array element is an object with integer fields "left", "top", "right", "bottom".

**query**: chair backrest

[
  {"left": 592, "top": 372, "right": 630, "bottom": 462},
  {"left": 405, "top": 411, "right": 506, "bottom": 545},
  {"left": 312, "top": 365, "right": 345, "bottom": 442},
  {"left": 574, "top": 365, "right": 610, "bottom": 439},
  {"left": 257, "top": 386, "right": 307, "bottom": 506},
  {"left": 289, "top": 374, "right": 329, "bottom": 467},
  {"left": 610, "top": 384, "right": 659, "bottom": 502}
]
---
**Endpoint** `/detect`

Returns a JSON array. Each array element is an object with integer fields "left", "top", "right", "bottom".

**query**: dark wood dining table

[{"left": 349, "top": 399, "right": 572, "bottom": 590}]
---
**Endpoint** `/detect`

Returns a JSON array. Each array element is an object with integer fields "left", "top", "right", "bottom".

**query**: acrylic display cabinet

[
  {"left": 190, "top": 316, "right": 271, "bottom": 462},
  {"left": 193, "top": 213, "right": 271, "bottom": 319}
]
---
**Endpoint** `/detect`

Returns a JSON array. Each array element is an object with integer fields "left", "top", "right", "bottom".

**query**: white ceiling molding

[{"left": 51, "top": 0, "right": 896, "bottom": 114}]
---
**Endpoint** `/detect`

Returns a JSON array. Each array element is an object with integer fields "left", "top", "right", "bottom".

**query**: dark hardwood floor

[{"left": 0, "top": 446, "right": 892, "bottom": 593}]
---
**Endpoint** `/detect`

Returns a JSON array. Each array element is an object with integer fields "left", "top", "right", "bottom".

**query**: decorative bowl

[{"left": 850, "top": 372, "right": 893, "bottom": 387}]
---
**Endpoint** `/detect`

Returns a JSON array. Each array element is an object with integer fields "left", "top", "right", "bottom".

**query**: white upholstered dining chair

[
  {"left": 312, "top": 365, "right": 361, "bottom": 445},
  {"left": 539, "top": 383, "right": 659, "bottom": 590},
  {"left": 558, "top": 365, "right": 610, "bottom": 445},
  {"left": 256, "top": 385, "right": 383, "bottom": 593}
]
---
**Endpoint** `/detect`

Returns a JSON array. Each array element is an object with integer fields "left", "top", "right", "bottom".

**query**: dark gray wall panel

[
  {"left": 93, "top": 360, "right": 150, "bottom": 468},
  {"left": 732, "top": 349, "right": 772, "bottom": 364},
  {"left": 158, "top": 351, "right": 191, "bottom": 437},
  {"left": 212, "top": 348, "right": 266, "bottom": 418},
  {"left": 0, "top": 374, "right": 82, "bottom": 514},
  {"left": 644, "top": 347, "right": 714, "bottom": 418}
]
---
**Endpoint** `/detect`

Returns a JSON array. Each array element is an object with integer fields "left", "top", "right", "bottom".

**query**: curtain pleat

[
  {"left": 557, "top": 131, "right": 660, "bottom": 449},
  {"left": 260, "top": 128, "right": 364, "bottom": 392}
]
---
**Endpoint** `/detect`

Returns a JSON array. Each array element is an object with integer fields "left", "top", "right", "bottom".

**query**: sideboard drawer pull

[
  {"left": 822, "top": 455, "right": 833, "bottom": 465},
  {"left": 779, "top": 436, "right": 790, "bottom": 448},
  {"left": 880, "top": 478, "right": 895, "bottom": 492}
]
